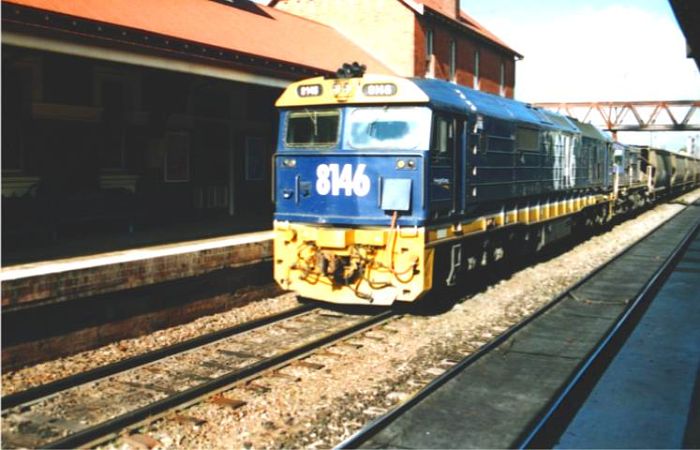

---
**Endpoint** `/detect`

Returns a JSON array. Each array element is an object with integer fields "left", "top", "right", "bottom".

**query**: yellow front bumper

[{"left": 273, "top": 222, "right": 432, "bottom": 305}]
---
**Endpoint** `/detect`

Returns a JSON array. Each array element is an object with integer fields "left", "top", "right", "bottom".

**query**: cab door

[
  {"left": 456, "top": 118, "right": 467, "bottom": 215},
  {"left": 430, "top": 115, "right": 456, "bottom": 218}
]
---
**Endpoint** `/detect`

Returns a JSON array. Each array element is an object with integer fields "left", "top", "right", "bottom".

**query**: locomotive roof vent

[{"left": 335, "top": 62, "right": 366, "bottom": 79}]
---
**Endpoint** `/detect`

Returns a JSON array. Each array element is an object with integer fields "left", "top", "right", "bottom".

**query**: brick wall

[
  {"left": 274, "top": 0, "right": 517, "bottom": 97},
  {"left": 415, "top": 17, "right": 516, "bottom": 98},
  {"left": 274, "top": 0, "right": 416, "bottom": 76},
  {"left": 1, "top": 234, "right": 273, "bottom": 309},
  {"left": 479, "top": 44, "right": 503, "bottom": 95},
  {"left": 414, "top": 18, "right": 428, "bottom": 76},
  {"left": 504, "top": 57, "right": 516, "bottom": 98}
]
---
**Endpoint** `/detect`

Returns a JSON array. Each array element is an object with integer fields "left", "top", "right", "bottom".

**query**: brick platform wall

[{"left": 1, "top": 233, "right": 273, "bottom": 309}]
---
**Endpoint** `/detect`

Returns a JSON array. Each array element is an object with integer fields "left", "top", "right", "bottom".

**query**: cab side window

[
  {"left": 432, "top": 115, "right": 453, "bottom": 165},
  {"left": 516, "top": 127, "right": 539, "bottom": 152}
]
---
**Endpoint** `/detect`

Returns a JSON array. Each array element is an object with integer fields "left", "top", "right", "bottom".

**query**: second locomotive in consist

[{"left": 273, "top": 66, "right": 700, "bottom": 305}]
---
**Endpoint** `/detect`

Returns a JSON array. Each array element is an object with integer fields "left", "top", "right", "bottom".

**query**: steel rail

[
  {"left": 336, "top": 202, "right": 698, "bottom": 450},
  {"left": 42, "top": 309, "right": 396, "bottom": 449},
  {"left": 516, "top": 214, "right": 700, "bottom": 448},
  {"left": 2, "top": 304, "right": 315, "bottom": 410}
]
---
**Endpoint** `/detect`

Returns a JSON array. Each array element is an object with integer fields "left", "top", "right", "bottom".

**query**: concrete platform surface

[
  {"left": 357, "top": 204, "right": 699, "bottom": 450},
  {"left": 556, "top": 230, "right": 700, "bottom": 449},
  {"left": 1, "top": 231, "right": 273, "bottom": 280},
  {"left": 1, "top": 230, "right": 273, "bottom": 308}
]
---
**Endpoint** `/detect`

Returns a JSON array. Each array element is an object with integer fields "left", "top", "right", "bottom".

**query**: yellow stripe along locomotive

[{"left": 273, "top": 69, "right": 700, "bottom": 305}]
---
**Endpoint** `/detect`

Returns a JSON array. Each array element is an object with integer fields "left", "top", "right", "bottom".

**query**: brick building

[
  {"left": 1, "top": 0, "right": 391, "bottom": 260},
  {"left": 270, "top": 0, "right": 522, "bottom": 98},
  {"left": 2, "top": 0, "right": 520, "bottom": 262}
]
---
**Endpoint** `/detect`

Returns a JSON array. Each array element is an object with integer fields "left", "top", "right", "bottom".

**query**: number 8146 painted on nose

[{"left": 316, "top": 163, "right": 371, "bottom": 197}]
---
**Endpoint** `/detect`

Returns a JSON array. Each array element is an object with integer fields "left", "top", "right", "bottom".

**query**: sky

[{"left": 462, "top": 0, "right": 700, "bottom": 150}]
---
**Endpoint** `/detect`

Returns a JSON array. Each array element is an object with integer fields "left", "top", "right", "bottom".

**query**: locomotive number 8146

[{"left": 272, "top": 67, "right": 700, "bottom": 305}]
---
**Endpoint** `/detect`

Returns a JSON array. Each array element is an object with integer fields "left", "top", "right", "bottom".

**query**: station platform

[
  {"left": 1, "top": 230, "right": 273, "bottom": 310},
  {"left": 556, "top": 228, "right": 700, "bottom": 448},
  {"left": 356, "top": 202, "right": 700, "bottom": 449}
]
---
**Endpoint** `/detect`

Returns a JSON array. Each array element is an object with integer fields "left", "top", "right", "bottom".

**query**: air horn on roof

[{"left": 335, "top": 62, "right": 367, "bottom": 79}]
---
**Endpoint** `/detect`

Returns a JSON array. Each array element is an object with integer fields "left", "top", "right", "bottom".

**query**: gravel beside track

[
  {"left": 4, "top": 190, "right": 699, "bottom": 449},
  {"left": 1, "top": 292, "right": 299, "bottom": 395},
  {"left": 2, "top": 308, "right": 387, "bottom": 448}
]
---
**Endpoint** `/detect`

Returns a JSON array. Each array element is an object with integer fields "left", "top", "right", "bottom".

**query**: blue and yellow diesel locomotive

[{"left": 272, "top": 68, "right": 699, "bottom": 305}]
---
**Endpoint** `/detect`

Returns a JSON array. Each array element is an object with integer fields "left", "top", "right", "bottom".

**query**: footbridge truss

[{"left": 533, "top": 100, "right": 700, "bottom": 135}]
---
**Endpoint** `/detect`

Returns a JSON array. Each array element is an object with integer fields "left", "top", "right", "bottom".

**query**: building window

[
  {"left": 101, "top": 79, "right": 127, "bottom": 169},
  {"left": 425, "top": 29, "right": 435, "bottom": 77},
  {"left": 499, "top": 61, "right": 506, "bottom": 96},
  {"left": 426, "top": 29, "right": 434, "bottom": 60},
  {"left": 2, "top": 66, "right": 28, "bottom": 171},
  {"left": 164, "top": 132, "right": 191, "bottom": 182},
  {"left": 94, "top": 68, "right": 139, "bottom": 171},
  {"left": 2, "top": 56, "right": 41, "bottom": 173},
  {"left": 449, "top": 39, "right": 457, "bottom": 82},
  {"left": 245, "top": 137, "right": 266, "bottom": 181},
  {"left": 474, "top": 49, "right": 480, "bottom": 90}
]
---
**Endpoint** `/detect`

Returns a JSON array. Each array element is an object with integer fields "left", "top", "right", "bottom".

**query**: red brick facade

[
  {"left": 418, "top": 13, "right": 520, "bottom": 98},
  {"left": 272, "top": 0, "right": 520, "bottom": 98}
]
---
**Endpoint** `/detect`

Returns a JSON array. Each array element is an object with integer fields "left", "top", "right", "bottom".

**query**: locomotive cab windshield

[
  {"left": 346, "top": 106, "right": 431, "bottom": 150},
  {"left": 283, "top": 106, "right": 432, "bottom": 151},
  {"left": 285, "top": 108, "right": 340, "bottom": 147}
]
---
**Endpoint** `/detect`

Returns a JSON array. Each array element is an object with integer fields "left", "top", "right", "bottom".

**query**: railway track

[
  {"left": 5, "top": 198, "right": 698, "bottom": 449},
  {"left": 1, "top": 305, "right": 314, "bottom": 409},
  {"left": 1, "top": 305, "right": 396, "bottom": 448},
  {"left": 339, "top": 200, "right": 700, "bottom": 449}
]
